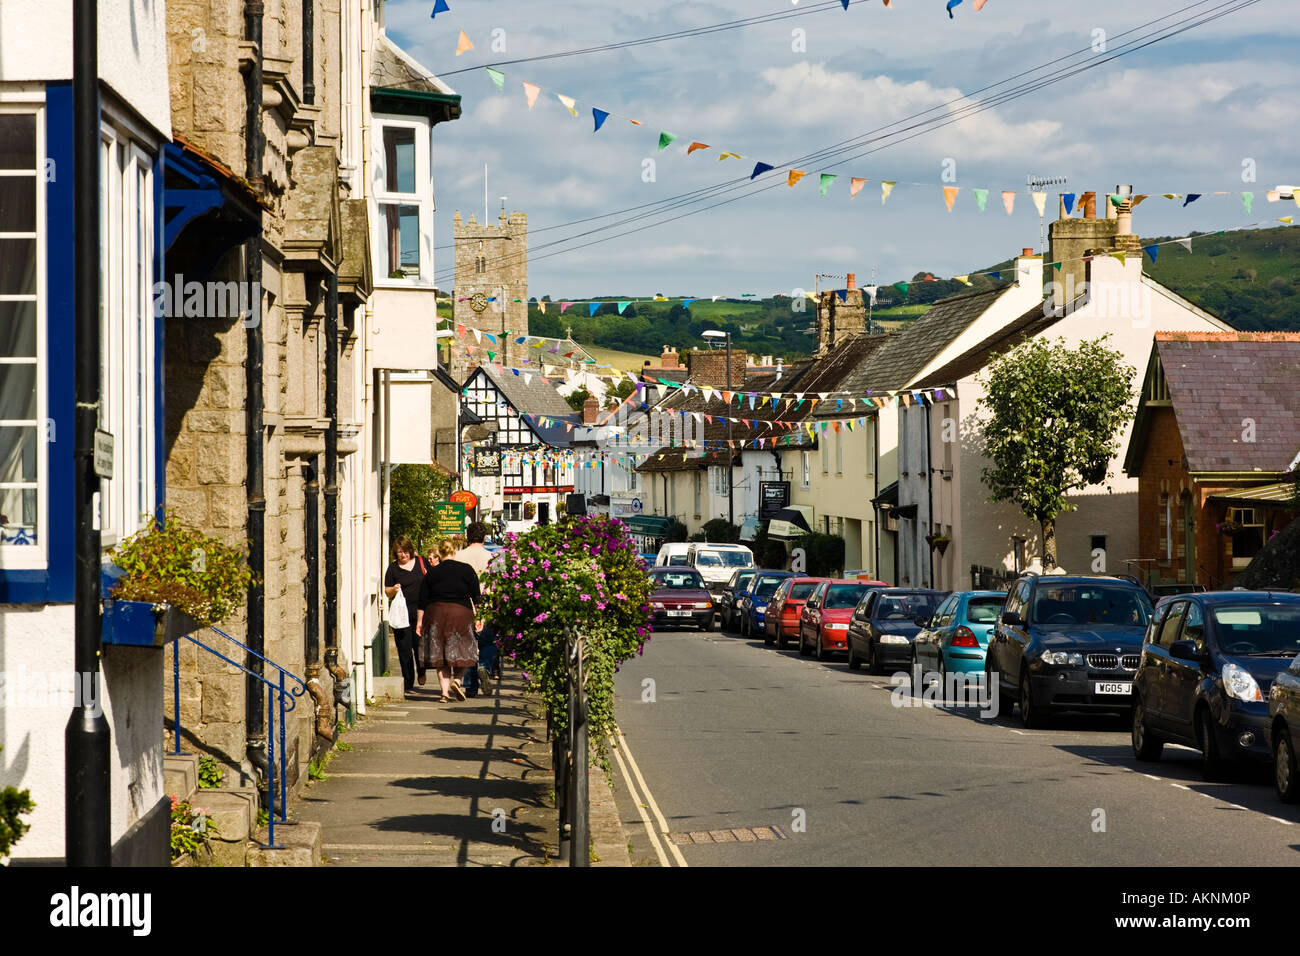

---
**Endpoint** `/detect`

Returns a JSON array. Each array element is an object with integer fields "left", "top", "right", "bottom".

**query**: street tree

[
  {"left": 389, "top": 463, "right": 454, "bottom": 552},
  {"left": 977, "top": 334, "right": 1135, "bottom": 568}
]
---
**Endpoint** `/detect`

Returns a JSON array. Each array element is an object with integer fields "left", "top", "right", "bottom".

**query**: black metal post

[
  {"left": 304, "top": 457, "right": 320, "bottom": 669},
  {"left": 301, "top": 0, "right": 315, "bottom": 105},
  {"left": 66, "top": 0, "right": 111, "bottom": 867},
  {"left": 323, "top": 272, "right": 339, "bottom": 676},
  {"left": 568, "top": 633, "right": 589, "bottom": 867},
  {"left": 726, "top": 332, "right": 734, "bottom": 527}
]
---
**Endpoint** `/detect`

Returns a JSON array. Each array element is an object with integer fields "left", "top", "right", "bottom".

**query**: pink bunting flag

[
  {"left": 850, "top": 177, "right": 867, "bottom": 199},
  {"left": 1001, "top": 190, "right": 1016, "bottom": 215},
  {"left": 522, "top": 82, "right": 541, "bottom": 110}
]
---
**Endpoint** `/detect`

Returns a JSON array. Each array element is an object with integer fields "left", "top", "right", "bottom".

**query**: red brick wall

[{"left": 687, "top": 348, "right": 747, "bottom": 389}]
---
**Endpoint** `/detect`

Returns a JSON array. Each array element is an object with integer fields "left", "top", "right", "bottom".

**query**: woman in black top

[
  {"left": 383, "top": 536, "right": 428, "bottom": 691},
  {"left": 417, "top": 538, "right": 481, "bottom": 701}
]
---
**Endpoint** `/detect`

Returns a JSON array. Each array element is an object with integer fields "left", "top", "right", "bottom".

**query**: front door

[{"left": 538, "top": 502, "right": 550, "bottom": 525}]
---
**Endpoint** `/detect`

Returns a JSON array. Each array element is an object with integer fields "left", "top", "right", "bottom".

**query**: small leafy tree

[
  {"left": 1, "top": 747, "right": 34, "bottom": 860},
  {"left": 978, "top": 335, "right": 1135, "bottom": 568},
  {"left": 389, "top": 463, "right": 454, "bottom": 553},
  {"left": 792, "top": 532, "right": 844, "bottom": 576},
  {"left": 564, "top": 386, "right": 593, "bottom": 412}
]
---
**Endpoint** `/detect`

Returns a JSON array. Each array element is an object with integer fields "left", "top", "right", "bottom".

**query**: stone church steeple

[{"left": 451, "top": 207, "right": 529, "bottom": 383}]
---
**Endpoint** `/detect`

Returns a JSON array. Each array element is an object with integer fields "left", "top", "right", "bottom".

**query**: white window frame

[
  {"left": 0, "top": 100, "right": 48, "bottom": 568},
  {"left": 835, "top": 429, "right": 843, "bottom": 474},
  {"left": 820, "top": 435, "right": 828, "bottom": 474},
  {"left": 98, "top": 119, "right": 157, "bottom": 547},
  {"left": 371, "top": 114, "right": 434, "bottom": 287},
  {"left": 693, "top": 470, "right": 701, "bottom": 516},
  {"left": 801, "top": 450, "right": 810, "bottom": 489},
  {"left": 710, "top": 466, "right": 729, "bottom": 497}
]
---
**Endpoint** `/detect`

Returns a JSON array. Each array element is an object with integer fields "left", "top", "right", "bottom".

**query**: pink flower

[{"left": 515, "top": 608, "right": 522, "bottom": 615}]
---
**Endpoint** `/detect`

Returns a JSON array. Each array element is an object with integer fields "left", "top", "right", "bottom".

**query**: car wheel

[
  {"left": 1019, "top": 671, "right": 1042, "bottom": 729},
  {"left": 798, "top": 629, "right": 811, "bottom": 657},
  {"left": 776, "top": 627, "right": 788, "bottom": 650},
  {"left": 847, "top": 639, "right": 861, "bottom": 671},
  {"left": 815, "top": 631, "right": 828, "bottom": 662},
  {"left": 700, "top": 615, "right": 714, "bottom": 632},
  {"left": 1131, "top": 697, "right": 1164, "bottom": 762},
  {"left": 1199, "top": 708, "right": 1228, "bottom": 782},
  {"left": 1275, "top": 727, "right": 1300, "bottom": 804},
  {"left": 763, "top": 623, "right": 774, "bottom": 647},
  {"left": 866, "top": 640, "right": 880, "bottom": 676},
  {"left": 935, "top": 653, "right": 948, "bottom": 703},
  {"left": 742, "top": 614, "right": 751, "bottom": 638}
]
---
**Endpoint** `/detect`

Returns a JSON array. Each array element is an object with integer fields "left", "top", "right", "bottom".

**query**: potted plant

[
  {"left": 103, "top": 510, "right": 256, "bottom": 646},
  {"left": 926, "top": 533, "right": 952, "bottom": 557},
  {"left": 523, "top": 500, "right": 536, "bottom": 521},
  {"left": 1216, "top": 519, "right": 1242, "bottom": 536}
]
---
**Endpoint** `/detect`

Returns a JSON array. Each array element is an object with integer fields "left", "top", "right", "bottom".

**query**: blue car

[
  {"left": 737, "top": 571, "right": 795, "bottom": 639},
  {"left": 912, "top": 590, "right": 1006, "bottom": 684}
]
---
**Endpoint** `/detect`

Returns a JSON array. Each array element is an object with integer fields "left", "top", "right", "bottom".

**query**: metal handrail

[{"left": 168, "top": 626, "right": 308, "bottom": 850}]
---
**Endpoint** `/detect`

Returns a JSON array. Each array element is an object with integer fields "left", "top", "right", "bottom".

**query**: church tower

[{"left": 451, "top": 207, "right": 529, "bottom": 383}]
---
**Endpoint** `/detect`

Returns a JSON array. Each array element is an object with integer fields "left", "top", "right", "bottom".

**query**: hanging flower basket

[
  {"left": 925, "top": 534, "right": 951, "bottom": 556},
  {"left": 1216, "top": 520, "right": 1242, "bottom": 536},
  {"left": 523, "top": 501, "right": 536, "bottom": 520}
]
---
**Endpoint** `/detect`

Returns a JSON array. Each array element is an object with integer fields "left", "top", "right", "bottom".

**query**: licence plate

[
  {"left": 1094, "top": 682, "right": 1132, "bottom": 695},
  {"left": 667, "top": 610, "right": 691, "bottom": 617}
]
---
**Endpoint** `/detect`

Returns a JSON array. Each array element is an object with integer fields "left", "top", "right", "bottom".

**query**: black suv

[
  {"left": 1133, "top": 591, "right": 1300, "bottom": 781},
  {"left": 986, "top": 574, "right": 1153, "bottom": 728}
]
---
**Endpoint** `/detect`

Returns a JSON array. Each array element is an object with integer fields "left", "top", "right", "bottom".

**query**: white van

[
  {"left": 655, "top": 542, "right": 693, "bottom": 568},
  {"left": 687, "top": 543, "right": 755, "bottom": 600}
]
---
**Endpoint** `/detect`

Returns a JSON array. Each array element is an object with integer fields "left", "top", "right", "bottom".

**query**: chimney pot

[
  {"left": 1021, "top": 248, "right": 1034, "bottom": 258},
  {"left": 846, "top": 272, "right": 856, "bottom": 289},
  {"left": 1082, "top": 192, "right": 1096, "bottom": 219}
]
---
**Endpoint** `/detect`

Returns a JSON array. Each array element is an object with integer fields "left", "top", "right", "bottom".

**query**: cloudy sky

[{"left": 385, "top": 0, "right": 1296, "bottom": 299}]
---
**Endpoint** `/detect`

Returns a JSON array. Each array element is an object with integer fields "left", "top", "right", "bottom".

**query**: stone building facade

[
  {"left": 815, "top": 272, "right": 868, "bottom": 355},
  {"left": 450, "top": 209, "right": 529, "bottom": 382}
]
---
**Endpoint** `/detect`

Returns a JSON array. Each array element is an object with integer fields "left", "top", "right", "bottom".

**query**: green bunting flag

[
  {"left": 617, "top": 301, "right": 630, "bottom": 314},
  {"left": 658, "top": 132, "right": 676, "bottom": 152},
  {"left": 485, "top": 67, "right": 505, "bottom": 89},
  {"left": 819, "top": 174, "right": 836, "bottom": 197},
  {"left": 893, "top": 281, "right": 909, "bottom": 296},
  {"left": 1242, "top": 191, "right": 1254, "bottom": 213},
  {"left": 973, "top": 188, "right": 988, "bottom": 211}
]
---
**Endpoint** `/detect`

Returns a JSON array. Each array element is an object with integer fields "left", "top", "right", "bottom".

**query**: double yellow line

[{"left": 610, "top": 726, "right": 688, "bottom": 867}]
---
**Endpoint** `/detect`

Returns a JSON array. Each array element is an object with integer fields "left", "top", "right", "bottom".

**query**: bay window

[{"left": 373, "top": 116, "right": 433, "bottom": 284}]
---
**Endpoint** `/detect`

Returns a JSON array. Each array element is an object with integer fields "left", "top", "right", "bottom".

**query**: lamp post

[{"left": 701, "top": 329, "right": 734, "bottom": 527}]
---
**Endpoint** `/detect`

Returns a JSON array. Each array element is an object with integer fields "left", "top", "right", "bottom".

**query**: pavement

[
  {"left": 608, "top": 624, "right": 1300, "bottom": 866},
  {"left": 295, "top": 669, "right": 630, "bottom": 866}
]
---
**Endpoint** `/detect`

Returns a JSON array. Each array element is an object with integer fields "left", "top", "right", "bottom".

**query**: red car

[
  {"left": 764, "top": 577, "right": 825, "bottom": 649},
  {"left": 799, "top": 579, "right": 887, "bottom": 662}
]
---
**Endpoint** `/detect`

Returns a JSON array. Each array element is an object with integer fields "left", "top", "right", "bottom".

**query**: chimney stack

[
  {"left": 582, "top": 395, "right": 599, "bottom": 425},
  {"left": 660, "top": 345, "right": 679, "bottom": 369}
]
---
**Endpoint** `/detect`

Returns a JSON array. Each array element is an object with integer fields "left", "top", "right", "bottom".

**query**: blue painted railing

[{"left": 169, "top": 626, "right": 309, "bottom": 850}]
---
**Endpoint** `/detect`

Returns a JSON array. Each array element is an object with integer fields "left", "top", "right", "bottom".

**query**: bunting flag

[
  {"left": 973, "top": 188, "right": 988, "bottom": 211},
  {"left": 1062, "top": 192, "right": 1076, "bottom": 215},
  {"left": 455, "top": 29, "right": 473, "bottom": 55},
  {"left": 1132, "top": 194, "right": 1149, "bottom": 207},
  {"left": 788, "top": 169, "right": 807, "bottom": 187},
  {"left": 1110, "top": 252, "right": 1126, "bottom": 266},
  {"left": 431, "top": 0, "right": 450, "bottom": 16},
  {"left": 989, "top": 271, "right": 1001, "bottom": 281},
  {"left": 943, "top": 186, "right": 959, "bottom": 211},
  {"left": 592, "top": 108, "right": 610, "bottom": 132},
  {"left": 1175, "top": 237, "right": 1193, "bottom": 253},
  {"left": 1001, "top": 190, "right": 1015, "bottom": 215},
  {"left": 894, "top": 281, "right": 909, "bottom": 296},
  {"left": 588, "top": 302, "right": 600, "bottom": 316},
  {"left": 658, "top": 132, "right": 676, "bottom": 151},
  {"left": 1109, "top": 193, "right": 1125, "bottom": 208},
  {"left": 1241, "top": 191, "right": 1254, "bottom": 213},
  {"left": 1143, "top": 244, "right": 1158, "bottom": 263},
  {"left": 522, "top": 82, "right": 541, "bottom": 110},
  {"left": 1184, "top": 193, "right": 1202, "bottom": 207},
  {"left": 687, "top": 141, "right": 710, "bottom": 155},
  {"left": 1031, "top": 191, "right": 1047, "bottom": 217},
  {"left": 1162, "top": 193, "right": 1181, "bottom": 201},
  {"left": 718, "top": 152, "right": 741, "bottom": 161},
  {"left": 947, "top": 0, "right": 963, "bottom": 15},
  {"left": 537, "top": 300, "right": 546, "bottom": 313},
  {"left": 1281, "top": 217, "right": 1295, "bottom": 224},
  {"left": 819, "top": 174, "right": 836, "bottom": 196},
  {"left": 486, "top": 67, "right": 505, "bottom": 89},
  {"left": 751, "top": 162, "right": 774, "bottom": 180},
  {"left": 560, "top": 302, "right": 573, "bottom": 313},
  {"left": 953, "top": 275, "right": 971, "bottom": 286},
  {"left": 881, "top": 181, "right": 896, "bottom": 204},
  {"left": 850, "top": 177, "right": 868, "bottom": 199},
  {"left": 617, "top": 301, "right": 630, "bottom": 314},
  {"left": 557, "top": 94, "right": 578, "bottom": 117}
]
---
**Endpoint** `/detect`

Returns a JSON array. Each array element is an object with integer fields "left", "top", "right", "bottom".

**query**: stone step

[
  {"left": 371, "top": 676, "right": 406, "bottom": 701},
  {"left": 248, "top": 820, "right": 322, "bottom": 867},
  {"left": 164, "top": 754, "right": 199, "bottom": 803},
  {"left": 195, "top": 786, "right": 260, "bottom": 844}
]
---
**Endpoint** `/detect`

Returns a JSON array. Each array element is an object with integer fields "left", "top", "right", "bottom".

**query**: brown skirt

[{"left": 420, "top": 602, "right": 479, "bottom": 669}]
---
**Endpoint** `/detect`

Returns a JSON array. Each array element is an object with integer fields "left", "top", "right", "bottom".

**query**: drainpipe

[
  {"left": 324, "top": 272, "right": 347, "bottom": 699},
  {"left": 243, "top": 0, "right": 267, "bottom": 784},
  {"left": 925, "top": 401, "right": 935, "bottom": 589},
  {"left": 304, "top": 456, "right": 331, "bottom": 741},
  {"left": 67, "top": 0, "right": 110, "bottom": 866},
  {"left": 301, "top": 0, "right": 315, "bottom": 105}
]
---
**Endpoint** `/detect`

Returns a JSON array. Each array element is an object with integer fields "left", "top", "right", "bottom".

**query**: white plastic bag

[{"left": 388, "top": 587, "right": 410, "bottom": 629}]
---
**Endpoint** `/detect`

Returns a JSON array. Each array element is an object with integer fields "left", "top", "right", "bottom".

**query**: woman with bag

[
  {"left": 416, "top": 538, "right": 480, "bottom": 702},
  {"left": 383, "top": 536, "right": 428, "bottom": 692}
]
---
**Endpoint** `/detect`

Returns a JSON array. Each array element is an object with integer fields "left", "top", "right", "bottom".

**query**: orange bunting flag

[
  {"left": 522, "top": 82, "right": 541, "bottom": 110},
  {"left": 455, "top": 30, "right": 473, "bottom": 55},
  {"left": 943, "top": 186, "right": 959, "bottom": 211},
  {"left": 788, "top": 169, "right": 807, "bottom": 187},
  {"left": 850, "top": 177, "right": 868, "bottom": 199},
  {"left": 687, "top": 142, "right": 710, "bottom": 155},
  {"left": 1001, "top": 190, "right": 1016, "bottom": 215}
]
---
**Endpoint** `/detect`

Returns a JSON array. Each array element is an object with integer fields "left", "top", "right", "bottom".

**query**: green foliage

[
  {"left": 0, "top": 747, "right": 34, "bottom": 860},
  {"left": 110, "top": 510, "right": 254, "bottom": 626},
  {"left": 197, "top": 755, "right": 224, "bottom": 789},
  {"left": 978, "top": 335, "right": 1134, "bottom": 565},
  {"left": 609, "top": 379, "right": 636, "bottom": 403},
  {"left": 481, "top": 515, "right": 654, "bottom": 757},
  {"left": 336, "top": 740, "right": 353, "bottom": 753},
  {"left": 565, "top": 386, "right": 592, "bottom": 412},
  {"left": 389, "top": 463, "right": 454, "bottom": 554},
  {"left": 792, "top": 532, "right": 844, "bottom": 576},
  {"left": 307, "top": 757, "right": 327, "bottom": 782},
  {"left": 1236, "top": 514, "right": 1300, "bottom": 591},
  {"left": 663, "top": 519, "right": 689, "bottom": 544},
  {"left": 170, "top": 796, "right": 220, "bottom": 862},
  {"left": 751, "top": 528, "right": 788, "bottom": 570},
  {"left": 699, "top": 519, "right": 740, "bottom": 543}
]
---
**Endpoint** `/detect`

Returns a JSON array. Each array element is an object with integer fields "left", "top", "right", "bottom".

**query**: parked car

[
  {"left": 764, "top": 577, "right": 825, "bottom": 648},
  {"left": 800, "top": 579, "right": 881, "bottom": 662},
  {"left": 647, "top": 567, "right": 715, "bottom": 631},
  {"left": 655, "top": 542, "right": 692, "bottom": 567},
  {"left": 1132, "top": 591, "right": 1300, "bottom": 781},
  {"left": 911, "top": 590, "right": 1006, "bottom": 684},
  {"left": 986, "top": 574, "right": 1153, "bottom": 728},
  {"left": 687, "top": 542, "right": 756, "bottom": 604},
  {"left": 1269, "top": 649, "right": 1300, "bottom": 803},
  {"left": 846, "top": 587, "right": 947, "bottom": 674},
  {"left": 718, "top": 568, "right": 760, "bottom": 631},
  {"left": 736, "top": 570, "right": 795, "bottom": 638}
]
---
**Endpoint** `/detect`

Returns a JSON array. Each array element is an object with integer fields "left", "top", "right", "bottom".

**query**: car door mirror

[
  {"left": 1169, "top": 639, "right": 1204, "bottom": 662},
  {"left": 915, "top": 614, "right": 931, "bottom": 627},
  {"left": 1001, "top": 610, "right": 1023, "bottom": 627}
]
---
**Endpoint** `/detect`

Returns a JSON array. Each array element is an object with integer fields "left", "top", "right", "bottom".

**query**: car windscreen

[
  {"left": 966, "top": 597, "right": 1005, "bottom": 624},
  {"left": 733, "top": 572, "right": 757, "bottom": 590},
  {"left": 789, "top": 582, "right": 819, "bottom": 601},
  {"left": 754, "top": 576, "right": 787, "bottom": 599},
  {"left": 1032, "top": 586, "right": 1151, "bottom": 626},
  {"left": 668, "top": 554, "right": 689, "bottom": 566},
  {"left": 1211, "top": 605, "right": 1300, "bottom": 656},
  {"left": 873, "top": 592, "right": 941, "bottom": 621},
  {"left": 824, "top": 585, "right": 869, "bottom": 609},
  {"left": 705, "top": 550, "right": 751, "bottom": 567},
  {"left": 652, "top": 571, "right": 706, "bottom": 589},
  {"left": 694, "top": 552, "right": 721, "bottom": 567}
]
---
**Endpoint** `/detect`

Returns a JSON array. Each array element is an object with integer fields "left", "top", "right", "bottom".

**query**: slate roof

[
  {"left": 913, "top": 297, "right": 1069, "bottom": 388},
  {"left": 477, "top": 363, "right": 578, "bottom": 447},
  {"left": 1151, "top": 332, "right": 1300, "bottom": 474},
  {"left": 818, "top": 286, "right": 1006, "bottom": 414},
  {"left": 371, "top": 33, "right": 458, "bottom": 96}
]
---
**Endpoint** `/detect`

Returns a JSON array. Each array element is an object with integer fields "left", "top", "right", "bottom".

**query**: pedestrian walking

[
  {"left": 416, "top": 538, "right": 480, "bottom": 702},
  {"left": 383, "top": 536, "right": 428, "bottom": 692},
  {"left": 456, "top": 522, "right": 498, "bottom": 697}
]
